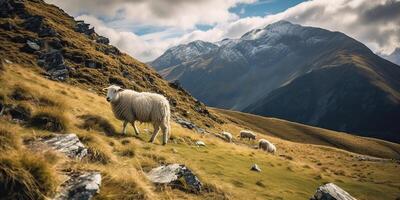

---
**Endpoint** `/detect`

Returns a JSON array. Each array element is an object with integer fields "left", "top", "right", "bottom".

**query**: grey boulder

[
  {"left": 41, "top": 133, "right": 88, "bottom": 160},
  {"left": 55, "top": 171, "right": 102, "bottom": 200},
  {"left": 146, "top": 164, "right": 202, "bottom": 193},
  {"left": 311, "top": 183, "right": 356, "bottom": 200}
]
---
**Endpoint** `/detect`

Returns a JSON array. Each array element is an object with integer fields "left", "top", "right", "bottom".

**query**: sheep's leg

[
  {"left": 131, "top": 121, "right": 140, "bottom": 135},
  {"left": 149, "top": 125, "right": 160, "bottom": 143},
  {"left": 160, "top": 123, "right": 168, "bottom": 145},
  {"left": 122, "top": 121, "right": 128, "bottom": 135}
]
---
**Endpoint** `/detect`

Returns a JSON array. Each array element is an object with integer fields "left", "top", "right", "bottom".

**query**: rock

[
  {"left": 95, "top": 36, "right": 109, "bottom": 44},
  {"left": 195, "top": 141, "right": 206, "bottom": 147},
  {"left": 21, "top": 40, "right": 41, "bottom": 53},
  {"left": 41, "top": 133, "right": 88, "bottom": 160},
  {"left": 38, "top": 51, "right": 69, "bottom": 81},
  {"left": 75, "top": 20, "right": 95, "bottom": 35},
  {"left": 55, "top": 171, "right": 101, "bottom": 200},
  {"left": 84, "top": 59, "right": 102, "bottom": 68},
  {"left": 104, "top": 46, "right": 120, "bottom": 55},
  {"left": 24, "top": 15, "right": 57, "bottom": 37},
  {"left": 250, "top": 164, "right": 261, "bottom": 172},
  {"left": 174, "top": 116, "right": 206, "bottom": 134},
  {"left": 0, "top": 0, "right": 25, "bottom": 18},
  {"left": 175, "top": 117, "right": 195, "bottom": 129},
  {"left": 146, "top": 164, "right": 202, "bottom": 193},
  {"left": 310, "top": 183, "right": 357, "bottom": 200}
]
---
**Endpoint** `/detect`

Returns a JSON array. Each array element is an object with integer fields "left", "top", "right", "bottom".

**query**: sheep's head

[{"left": 104, "top": 85, "right": 124, "bottom": 102}]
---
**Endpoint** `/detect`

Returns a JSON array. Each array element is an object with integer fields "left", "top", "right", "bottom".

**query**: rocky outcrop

[
  {"left": 37, "top": 51, "right": 70, "bottom": 81},
  {"left": 146, "top": 164, "right": 203, "bottom": 193},
  {"left": 311, "top": 183, "right": 356, "bottom": 200},
  {"left": 96, "top": 36, "right": 109, "bottom": 45},
  {"left": 24, "top": 15, "right": 57, "bottom": 37},
  {"left": 75, "top": 20, "right": 94, "bottom": 36},
  {"left": 174, "top": 116, "right": 205, "bottom": 133},
  {"left": 55, "top": 171, "right": 102, "bottom": 200},
  {"left": 40, "top": 133, "right": 88, "bottom": 160}
]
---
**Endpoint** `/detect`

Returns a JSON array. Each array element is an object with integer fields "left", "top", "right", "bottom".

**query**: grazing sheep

[
  {"left": 105, "top": 85, "right": 171, "bottom": 145},
  {"left": 258, "top": 139, "right": 276, "bottom": 154},
  {"left": 221, "top": 131, "right": 232, "bottom": 142},
  {"left": 240, "top": 130, "right": 256, "bottom": 140}
]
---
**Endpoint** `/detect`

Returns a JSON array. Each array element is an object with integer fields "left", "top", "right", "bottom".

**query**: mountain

[
  {"left": 380, "top": 48, "right": 400, "bottom": 65},
  {"left": 1, "top": 1, "right": 400, "bottom": 199},
  {"left": 150, "top": 21, "right": 400, "bottom": 142},
  {"left": 150, "top": 40, "right": 218, "bottom": 71}
]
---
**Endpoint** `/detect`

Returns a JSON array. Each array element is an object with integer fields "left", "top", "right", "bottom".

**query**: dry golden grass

[
  {"left": 212, "top": 108, "right": 400, "bottom": 159},
  {"left": 0, "top": 63, "right": 399, "bottom": 199}
]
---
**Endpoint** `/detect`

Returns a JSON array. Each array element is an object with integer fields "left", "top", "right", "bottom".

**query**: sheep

[
  {"left": 105, "top": 85, "right": 171, "bottom": 145},
  {"left": 258, "top": 139, "right": 276, "bottom": 154},
  {"left": 221, "top": 131, "right": 232, "bottom": 142},
  {"left": 240, "top": 130, "right": 256, "bottom": 140}
]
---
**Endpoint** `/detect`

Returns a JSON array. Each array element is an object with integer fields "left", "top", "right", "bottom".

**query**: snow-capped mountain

[
  {"left": 149, "top": 40, "right": 218, "bottom": 71},
  {"left": 149, "top": 20, "right": 400, "bottom": 142}
]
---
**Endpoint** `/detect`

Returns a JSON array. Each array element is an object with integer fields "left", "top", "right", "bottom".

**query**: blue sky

[
  {"left": 47, "top": 0, "right": 400, "bottom": 62},
  {"left": 231, "top": 0, "right": 305, "bottom": 18}
]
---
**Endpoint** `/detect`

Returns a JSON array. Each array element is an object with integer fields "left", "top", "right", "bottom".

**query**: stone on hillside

[
  {"left": 250, "top": 164, "right": 261, "bottom": 172},
  {"left": 75, "top": 20, "right": 95, "bottom": 35},
  {"left": 146, "top": 164, "right": 202, "bottom": 193},
  {"left": 0, "top": 0, "right": 25, "bottom": 18},
  {"left": 38, "top": 51, "right": 69, "bottom": 81},
  {"left": 195, "top": 140, "right": 206, "bottom": 147},
  {"left": 95, "top": 36, "right": 109, "bottom": 44},
  {"left": 22, "top": 40, "right": 40, "bottom": 53},
  {"left": 41, "top": 133, "right": 88, "bottom": 160},
  {"left": 55, "top": 171, "right": 101, "bottom": 200},
  {"left": 310, "top": 183, "right": 357, "bottom": 200},
  {"left": 24, "top": 15, "right": 57, "bottom": 37}
]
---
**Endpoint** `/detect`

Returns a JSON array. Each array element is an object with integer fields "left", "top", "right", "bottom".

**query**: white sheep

[
  {"left": 221, "top": 131, "right": 232, "bottom": 142},
  {"left": 240, "top": 130, "right": 256, "bottom": 140},
  {"left": 105, "top": 85, "right": 171, "bottom": 145},
  {"left": 258, "top": 139, "right": 276, "bottom": 154}
]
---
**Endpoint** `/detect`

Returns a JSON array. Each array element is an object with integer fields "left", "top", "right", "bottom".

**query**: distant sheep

[
  {"left": 221, "top": 131, "right": 232, "bottom": 142},
  {"left": 105, "top": 85, "right": 171, "bottom": 145},
  {"left": 258, "top": 139, "right": 276, "bottom": 154},
  {"left": 240, "top": 130, "right": 256, "bottom": 140}
]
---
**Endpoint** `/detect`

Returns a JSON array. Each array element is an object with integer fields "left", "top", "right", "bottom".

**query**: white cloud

[{"left": 46, "top": 0, "right": 400, "bottom": 61}]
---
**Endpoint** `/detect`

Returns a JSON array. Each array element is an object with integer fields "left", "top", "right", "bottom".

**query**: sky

[{"left": 45, "top": 0, "right": 400, "bottom": 62}]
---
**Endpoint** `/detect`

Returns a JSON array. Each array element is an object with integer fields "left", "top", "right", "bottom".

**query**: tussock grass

[
  {"left": 0, "top": 126, "right": 21, "bottom": 151},
  {"left": 78, "top": 114, "right": 116, "bottom": 136},
  {"left": 79, "top": 133, "right": 115, "bottom": 164},
  {"left": 29, "top": 107, "right": 69, "bottom": 132},
  {"left": 0, "top": 151, "right": 59, "bottom": 200}
]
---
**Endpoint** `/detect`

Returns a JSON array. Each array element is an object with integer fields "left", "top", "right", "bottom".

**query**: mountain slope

[{"left": 150, "top": 21, "right": 400, "bottom": 142}]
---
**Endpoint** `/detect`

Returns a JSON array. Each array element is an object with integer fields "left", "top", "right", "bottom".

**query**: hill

[
  {"left": 0, "top": 1, "right": 399, "bottom": 200},
  {"left": 150, "top": 21, "right": 400, "bottom": 143}
]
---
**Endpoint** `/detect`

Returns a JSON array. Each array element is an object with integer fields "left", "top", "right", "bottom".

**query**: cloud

[
  {"left": 46, "top": 0, "right": 256, "bottom": 29},
  {"left": 46, "top": 0, "right": 400, "bottom": 61}
]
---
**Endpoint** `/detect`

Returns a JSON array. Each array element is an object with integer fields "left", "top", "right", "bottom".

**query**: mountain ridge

[{"left": 150, "top": 20, "right": 400, "bottom": 142}]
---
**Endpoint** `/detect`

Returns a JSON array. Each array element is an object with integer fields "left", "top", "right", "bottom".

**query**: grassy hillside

[
  {"left": 212, "top": 108, "right": 400, "bottom": 159},
  {"left": 1, "top": 61, "right": 400, "bottom": 200}
]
